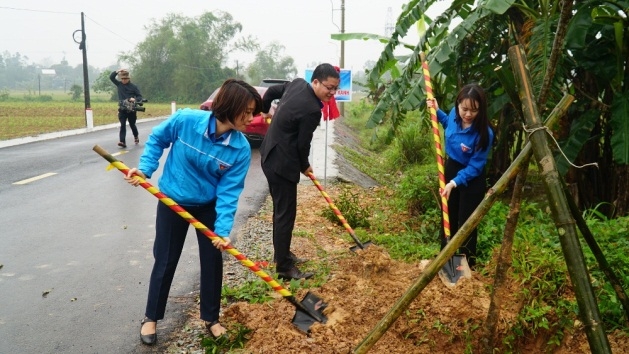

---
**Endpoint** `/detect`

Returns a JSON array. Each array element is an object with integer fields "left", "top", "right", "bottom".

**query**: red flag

[
  {"left": 322, "top": 96, "right": 340, "bottom": 121},
  {"left": 322, "top": 65, "right": 341, "bottom": 121}
]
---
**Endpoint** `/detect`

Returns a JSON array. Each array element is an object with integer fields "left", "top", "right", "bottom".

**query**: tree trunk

[{"left": 613, "top": 165, "right": 629, "bottom": 217}]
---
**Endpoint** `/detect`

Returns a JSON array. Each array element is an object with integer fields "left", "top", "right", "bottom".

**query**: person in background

[
  {"left": 110, "top": 69, "right": 143, "bottom": 148},
  {"left": 259, "top": 63, "right": 340, "bottom": 280},
  {"left": 122, "top": 79, "right": 262, "bottom": 345},
  {"left": 426, "top": 83, "right": 494, "bottom": 269}
]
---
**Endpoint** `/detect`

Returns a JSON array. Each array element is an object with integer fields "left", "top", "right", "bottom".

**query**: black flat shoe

[
  {"left": 205, "top": 320, "right": 226, "bottom": 339},
  {"left": 140, "top": 317, "right": 157, "bottom": 345}
]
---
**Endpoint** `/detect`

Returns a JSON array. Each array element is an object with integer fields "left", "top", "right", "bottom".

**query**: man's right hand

[{"left": 302, "top": 166, "right": 313, "bottom": 176}]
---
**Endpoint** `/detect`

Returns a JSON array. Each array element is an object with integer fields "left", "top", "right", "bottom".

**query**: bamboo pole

[
  {"left": 507, "top": 45, "right": 611, "bottom": 354},
  {"left": 353, "top": 93, "right": 573, "bottom": 354},
  {"left": 561, "top": 176, "right": 629, "bottom": 324},
  {"left": 483, "top": 95, "right": 574, "bottom": 352}
]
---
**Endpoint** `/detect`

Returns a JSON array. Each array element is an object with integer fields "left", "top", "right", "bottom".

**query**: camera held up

[{"left": 120, "top": 98, "right": 148, "bottom": 113}]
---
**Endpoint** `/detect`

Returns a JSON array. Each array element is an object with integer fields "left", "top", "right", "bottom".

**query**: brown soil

[
  {"left": 156, "top": 119, "right": 628, "bottom": 353},
  {"left": 161, "top": 183, "right": 628, "bottom": 353}
]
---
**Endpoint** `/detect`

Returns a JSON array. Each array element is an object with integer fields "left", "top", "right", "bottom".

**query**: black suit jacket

[{"left": 260, "top": 78, "right": 323, "bottom": 183}]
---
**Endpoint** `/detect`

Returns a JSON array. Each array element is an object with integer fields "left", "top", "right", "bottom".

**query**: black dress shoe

[
  {"left": 140, "top": 317, "right": 157, "bottom": 345},
  {"left": 274, "top": 252, "right": 308, "bottom": 265},
  {"left": 277, "top": 266, "right": 314, "bottom": 280}
]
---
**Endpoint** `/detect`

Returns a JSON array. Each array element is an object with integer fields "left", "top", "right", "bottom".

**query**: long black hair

[{"left": 454, "top": 83, "right": 493, "bottom": 151}]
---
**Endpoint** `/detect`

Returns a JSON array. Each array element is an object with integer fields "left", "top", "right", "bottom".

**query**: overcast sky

[{"left": 0, "top": 0, "right": 426, "bottom": 76}]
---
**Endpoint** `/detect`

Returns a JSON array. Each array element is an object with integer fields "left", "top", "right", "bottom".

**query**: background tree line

[
  {"left": 0, "top": 52, "right": 101, "bottom": 95},
  {"left": 94, "top": 10, "right": 297, "bottom": 103},
  {"left": 2, "top": 10, "right": 299, "bottom": 103}
]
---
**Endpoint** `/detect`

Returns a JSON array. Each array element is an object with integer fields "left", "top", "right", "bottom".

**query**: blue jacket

[
  {"left": 138, "top": 108, "right": 251, "bottom": 237},
  {"left": 437, "top": 107, "right": 494, "bottom": 187}
]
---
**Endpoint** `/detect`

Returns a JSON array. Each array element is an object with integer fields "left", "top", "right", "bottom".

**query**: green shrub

[
  {"left": 372, "top": 229, "right": 440, "bottom": 262},
  {"left": 68, "top": 84, "right": 83, "bottom": 101},
  {"left": 321, "top": 185, "right": 371, "bottom": 229},
  {"left": 396, "top": 164, "right": 439, "bottom": 216},
  {"left": 582, "top": 215, "right": 629, "bottom": 330},
  {"left": 391, "top": 114, "right": 433, "bottom": 167}
]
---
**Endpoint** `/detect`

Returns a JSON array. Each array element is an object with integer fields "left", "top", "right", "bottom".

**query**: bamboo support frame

[
  {"left": 507, "top": 45, "right": 611, "bottom": 354},
  {"left": 353, "top": 90, "right": 574, "bottom": 353}
]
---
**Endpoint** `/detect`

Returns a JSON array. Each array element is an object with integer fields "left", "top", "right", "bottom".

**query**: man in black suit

[{"left": 260, "top": 63, "right": 340, "bottom": 280}]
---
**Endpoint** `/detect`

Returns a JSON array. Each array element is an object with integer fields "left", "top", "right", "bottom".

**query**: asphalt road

[{"left": 0, "top": 119, "right": 269, "bottom": 353}]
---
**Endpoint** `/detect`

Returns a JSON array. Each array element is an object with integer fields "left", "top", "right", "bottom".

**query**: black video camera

[
  {"left": 134, "top": 99, "right": 148, "bottom": 112},
  {"left": 120, "top": 98, "right": 148, "bottom": 113}
]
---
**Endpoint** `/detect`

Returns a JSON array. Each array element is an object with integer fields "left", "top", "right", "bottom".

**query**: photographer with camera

[{"left": 110, "top": 69, "right": 143, "bottom": 148}]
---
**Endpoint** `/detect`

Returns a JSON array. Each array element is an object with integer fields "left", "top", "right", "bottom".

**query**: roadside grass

[
  {"left": 0, "top": 91, "right": 196, "bottom": 140},
  {"left": 335, "top": 99, "right": 629, "bottom": 347}
]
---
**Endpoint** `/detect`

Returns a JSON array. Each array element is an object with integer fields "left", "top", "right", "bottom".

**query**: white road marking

[
  {"left": 12, "top": 152, "right": 127, "bottom": 185},
  {"left": 13, "top": 172, "right": 57, "bottom": 185}
]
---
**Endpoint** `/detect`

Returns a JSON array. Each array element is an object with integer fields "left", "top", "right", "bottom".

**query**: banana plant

[{"left": 563, "top": 0, "right": 629, "bottom": 173}]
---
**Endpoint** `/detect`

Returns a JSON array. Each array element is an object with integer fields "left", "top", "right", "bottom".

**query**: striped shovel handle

[
  {"left": 420, "top": 53, "right": 451, "bottom": 239},
  {"left": 92, "top": 145, "right": 293, "bottom": 296},
  {"left": 306, "top": 172, "right": 368, "bottom": 249}
]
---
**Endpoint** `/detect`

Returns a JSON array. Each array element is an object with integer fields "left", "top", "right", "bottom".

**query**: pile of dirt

[
  {"left": 154, "top": 118, "right": 628, "bottom": 354},
  {"left": 224, "top": 244, "right": 491, "bottom": 353}
]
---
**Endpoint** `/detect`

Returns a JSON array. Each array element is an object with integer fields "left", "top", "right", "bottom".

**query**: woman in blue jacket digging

[
  {"left": 427, "top": 83, "right": 494, "bottom": 269},
  {"left": 123, "top": 79, "right": 262, "bottom": 345}
]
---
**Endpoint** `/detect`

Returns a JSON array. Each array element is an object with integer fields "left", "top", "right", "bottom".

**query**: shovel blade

[
  {"left": 350, "top": 240, "right": 373, "bottom": 252},
  {"left": 437, "top": 254, "right": 472, "bottom": 288},
  {"left": 291, "top": 292, "right": 328, "bottom": 333}
]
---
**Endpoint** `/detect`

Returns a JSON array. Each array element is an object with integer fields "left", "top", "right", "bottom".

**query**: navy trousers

[
  {"left": 145, "top": 201, "right": 223, "bottom": 323},
  {"left": 441, "top": 159, "right": 487, "bottom": 268}
]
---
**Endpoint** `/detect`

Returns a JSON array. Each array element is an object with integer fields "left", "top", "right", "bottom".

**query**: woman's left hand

[
  {"left": 212, "top": 236, "right": 231, "bottom": 251},
  {"left": 440, "top": 181, "right": 456, "bottom": 199},
  {"left": 124, "top": 168, "right": 146, "bottom": 186}
]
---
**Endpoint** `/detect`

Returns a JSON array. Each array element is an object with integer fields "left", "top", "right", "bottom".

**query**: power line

[
  {"left": 0, "top": 6, "right": 76, "bottom": 15},
  {"left": 0, "top": 6, "right": 136, "bottom": 48},
  {"left": 83, "top": 14, "right": 136, "bottom": 46}
]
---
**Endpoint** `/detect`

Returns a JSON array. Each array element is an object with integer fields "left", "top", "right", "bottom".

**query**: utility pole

[
  {"left": 339, "top": 0, "right": 345, "bottom": 117},
  {"left": 73, "top": 12, "right": 93, "bottom": 129}
]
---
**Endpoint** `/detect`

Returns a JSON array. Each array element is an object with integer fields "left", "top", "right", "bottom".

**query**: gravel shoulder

[{"left": 138, "top": 118, "right": 378, "bottom": 353}]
